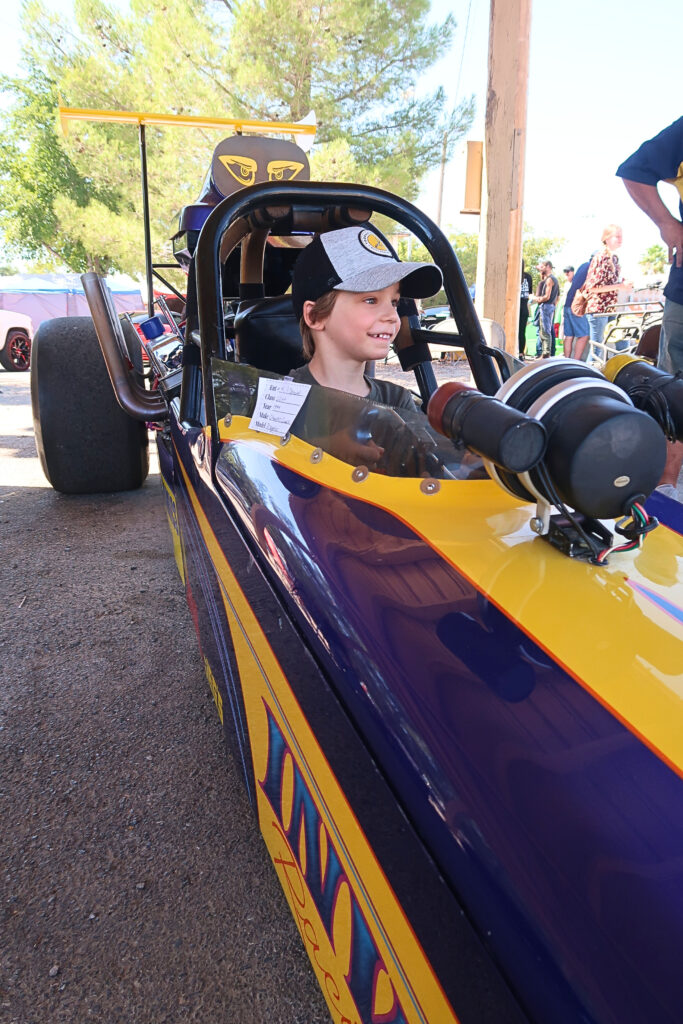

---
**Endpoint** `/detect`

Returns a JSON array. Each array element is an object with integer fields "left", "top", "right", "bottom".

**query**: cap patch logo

[{"left": 358, "top": 229, "right": 393, "bottom": 258}]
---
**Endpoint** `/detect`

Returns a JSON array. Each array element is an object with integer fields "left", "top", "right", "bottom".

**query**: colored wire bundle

[
  {"left": 534, "top": 463, "right": 659, "bottom": 565},
  {"left": 596, "top": 502, "right": 659, "bottom": 564}
]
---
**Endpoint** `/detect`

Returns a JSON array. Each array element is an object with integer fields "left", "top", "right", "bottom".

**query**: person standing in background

[
  {"left": 529, "top": 259, "right": 559, "bottom": 357},
  {"left": 558, "top": 266, "right": 573, "bottom": 346},
  {"left": 617, "top": 118, "right": 683, "bottom": 499},
  {"left": 519, "top": 259, "right": 533, "bottom": 359},
  {"left": 562, "top": 261, "right": 590, "bottom": 359},
  {"left": 583, "top": 225, "right": 630, "bottom": 357}
]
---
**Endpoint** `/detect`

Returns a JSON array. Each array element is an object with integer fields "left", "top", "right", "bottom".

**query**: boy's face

[{"left": 307, "top": 283, "right": 401, "bottom": 363}]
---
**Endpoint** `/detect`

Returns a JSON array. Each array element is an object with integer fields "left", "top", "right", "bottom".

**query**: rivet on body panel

[
  {"left": 223, "top": 414, "right": 232, "bottom": 427},
  {"left": 420, "top": 478, "right": 440, "bottom": 495},
  {"left": 310, "top": 447, "right": 323, "bottom": 463},
  {"left": 280, "top": 432, "right": 291, "bottom": 446},
  {"left": 352, "top": 466, "right": 369, "bottom": 482}
]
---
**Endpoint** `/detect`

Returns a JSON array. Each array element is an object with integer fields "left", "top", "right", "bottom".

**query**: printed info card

[{"left": 249, "top": 377, "right": 311, "bottom": 436}]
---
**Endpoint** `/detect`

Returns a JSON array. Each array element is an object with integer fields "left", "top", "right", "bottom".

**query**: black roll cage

[{"left": 191, "top": 181, "right": 502, "bottom": 437}]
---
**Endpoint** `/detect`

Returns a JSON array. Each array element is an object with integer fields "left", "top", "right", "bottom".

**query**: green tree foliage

[
  {"left": 0, "top": 0, "right": 472, "bottom": 275},
  {"left": 0, "top": 69, "right": 95, "bottom": 271},
  {"left": 450, "top": 232, "right": 478, "bottom": 285},
  {"left": 639, "top": 243, "right": 667, "bottom": 277},
  {"left": 0, "top": 0, "right": 231, "bottom": 273},
  {"left": 396, "top": 226, "right": 565, "bottom": 304},
  {"left": 225, "top": 0, "right": 474, "bottom": 199},
  {"left": 521, "top": 228, "right": 566, "bottom": 281}
]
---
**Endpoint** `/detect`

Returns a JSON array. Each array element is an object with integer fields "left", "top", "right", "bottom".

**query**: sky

[
  {"left": 421, "top": 0, "right": 681, "bottom": 279},
  {"left": 1, "top": 0, "right": 680, "bottom": 281}
]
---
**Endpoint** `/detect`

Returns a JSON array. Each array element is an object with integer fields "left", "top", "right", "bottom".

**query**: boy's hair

[{"left": 299, "top": 290, "right": 339, "bottom": 360}]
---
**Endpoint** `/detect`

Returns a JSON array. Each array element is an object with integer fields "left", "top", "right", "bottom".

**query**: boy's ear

[{"left": 302, "top": 300, "right": 325, "bottom": 330}]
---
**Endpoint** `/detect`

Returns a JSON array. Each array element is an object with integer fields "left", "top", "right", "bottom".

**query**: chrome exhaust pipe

[{"left": 81, "top": 272, "right": 168, "bottom": 421}]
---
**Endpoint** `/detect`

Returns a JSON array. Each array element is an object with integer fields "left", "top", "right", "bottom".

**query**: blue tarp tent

[{"left": 0, "top": 273, "right": 144, "bottom": 329}]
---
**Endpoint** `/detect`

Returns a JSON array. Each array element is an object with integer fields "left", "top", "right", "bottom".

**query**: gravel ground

[
  {"left": 0, "top": 372, "right": 330, "bottom": 1024},
  {"left": 376, "top": 353, "right": 472, "bottom": 388}
]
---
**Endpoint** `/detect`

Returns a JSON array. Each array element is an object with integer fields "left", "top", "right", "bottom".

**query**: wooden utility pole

[{"left": 474, "top": 0, "right": 531, "bottom": 354}]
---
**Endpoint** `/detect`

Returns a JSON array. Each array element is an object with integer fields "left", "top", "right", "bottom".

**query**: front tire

[
  {"left": 0, "top": 328, "right": 32, "bottom": 371},
  {"left": 31, "top": 316, "right": 149, "bottom": 494}
]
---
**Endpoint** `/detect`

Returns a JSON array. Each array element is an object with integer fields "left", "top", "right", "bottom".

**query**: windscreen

[{"left": 212, "top": 360, "right": 485, "bottom": 480}]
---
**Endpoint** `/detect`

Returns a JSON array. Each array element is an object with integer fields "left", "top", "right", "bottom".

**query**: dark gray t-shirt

[{"left": 288, "top": 363, "right": 417, "bottom": 411}]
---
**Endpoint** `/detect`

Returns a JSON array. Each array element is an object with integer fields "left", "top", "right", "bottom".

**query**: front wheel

[
  {"left": 31, "top": 316, "right": 149, "bottom": 494},
  {"left": 0, "top": 328, "right": 32, "bottom": 371}
]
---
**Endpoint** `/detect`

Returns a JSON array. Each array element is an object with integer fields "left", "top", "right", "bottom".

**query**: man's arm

[
  {"left": 533, "top": 278, "right": 553, "bottom": 303},
  {"left": 622, "top": 178, "right": 683, "bottom": 267}
]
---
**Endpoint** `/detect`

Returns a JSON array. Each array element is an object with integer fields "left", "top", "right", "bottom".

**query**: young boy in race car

[{"left": 289, "top": 224, "right": 442, "bottom": 408}]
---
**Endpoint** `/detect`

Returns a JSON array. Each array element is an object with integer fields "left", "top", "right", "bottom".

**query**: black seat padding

[{"left": 233, "top": 295, "right": 305, "bottom": 375}]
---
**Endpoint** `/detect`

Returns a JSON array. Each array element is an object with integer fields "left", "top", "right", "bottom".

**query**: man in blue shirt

[
  {"left": 617, "top": 118, "right": 683, "bottom": 498},
  {"left": 562, "top": 261, "right": 590, "bottom": 360}
]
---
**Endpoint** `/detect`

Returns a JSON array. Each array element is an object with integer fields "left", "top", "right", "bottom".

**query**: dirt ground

[
  {"left": 0, "top": 371, "right": 330, "bottom": 1024},
  {"left": 0, "top": 349, "right": 473, "bottom": 1024}
]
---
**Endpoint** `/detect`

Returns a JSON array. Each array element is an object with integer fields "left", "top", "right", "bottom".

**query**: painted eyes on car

[
  {"left": 267, "top": 160, "right": 305, "bottom": 182},
  {"left": 219, "top": 155, "right": 258, "bottom": 186},
  {"left": 217, "top": 157, "right": 305, "bottom": 186}
]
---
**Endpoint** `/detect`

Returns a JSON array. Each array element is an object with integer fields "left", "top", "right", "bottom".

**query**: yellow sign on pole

[{"left": 461, "top": 141, "right": 483, "bottom": 215}]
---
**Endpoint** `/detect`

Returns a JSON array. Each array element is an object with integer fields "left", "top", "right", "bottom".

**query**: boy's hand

[
  {"left": 327, "top": 428, "right": 385, "bottom": 467},
  {"left": 353, "top": 439, "right": 385, "bottom": 466}
]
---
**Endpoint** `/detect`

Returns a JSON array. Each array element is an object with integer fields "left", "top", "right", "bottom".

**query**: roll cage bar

[
  {"left": 193, "top": 180, "right": 500, "bottom": 438},
  {"left": 59, "top": 107, "right": 502, "bottom": 436}
]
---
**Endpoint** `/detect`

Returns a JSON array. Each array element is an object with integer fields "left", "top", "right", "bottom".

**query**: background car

[
  {"left": 0, "top": 309, "right": 33, "bottom": 371},
  {"left": 420, "top": 303, "right": 450, "bottom": 329}
]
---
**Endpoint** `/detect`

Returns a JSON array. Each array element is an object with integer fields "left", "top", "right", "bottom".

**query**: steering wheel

[{"left": 355, "top": 405, "right": 443, "bottom": 478}]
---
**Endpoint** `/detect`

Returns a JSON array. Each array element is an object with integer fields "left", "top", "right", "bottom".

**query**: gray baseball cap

[{"left": 291, "top": 224, "right": 443, "bottom": 318}]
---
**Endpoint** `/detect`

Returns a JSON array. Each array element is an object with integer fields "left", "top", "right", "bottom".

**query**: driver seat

[{"left": 233, "top": 295, "right": 305, "bottom": 376}]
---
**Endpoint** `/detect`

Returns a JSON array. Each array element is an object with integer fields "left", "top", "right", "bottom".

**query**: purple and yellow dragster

[{"left": 31, "top": 111, "right": 683, "bottom": 1024}]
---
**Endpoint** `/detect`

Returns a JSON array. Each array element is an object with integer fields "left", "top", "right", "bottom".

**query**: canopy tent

[{"left": 0, "top": 273, "right": 144, "bottom": 329}]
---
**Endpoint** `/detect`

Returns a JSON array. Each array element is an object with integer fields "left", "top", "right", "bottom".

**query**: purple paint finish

[
  {"left": 646, "top": 489, "right": 683, "bottom": 536},
  {"left": 177, "top": 202, "right": 216, "bottom": 233},
  {"left": 216, "top": 442, "right": 683, "bottom": 1024}
]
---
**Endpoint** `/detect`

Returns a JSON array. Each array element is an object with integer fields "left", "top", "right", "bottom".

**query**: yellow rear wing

[
  {"left": 56, "top": 106, "right": 316, "bottom": 314},
  {"left": 57, "top": 106, "right": 316, "bottom": 141}
]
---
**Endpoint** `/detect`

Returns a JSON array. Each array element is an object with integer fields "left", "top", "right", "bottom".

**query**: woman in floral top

[{"left": 584, "top": 224, "right": 630, "bottom": 353}]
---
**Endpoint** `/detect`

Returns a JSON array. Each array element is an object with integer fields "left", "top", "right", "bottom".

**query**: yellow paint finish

[
  {"left": 176, "top": 451, "right": 460, "bottom": 1024},
  {"left": 204, "top": 656, "right": 224, "bottom": 726},
  {"left": 666, "top": 161, "right": 683, "bottom": 203},
  {"left": 161, "top": 474, "right": 185, "bottom": 585},
  {"left": 218, "top": 416, "right": 683, "bottom": 776}
]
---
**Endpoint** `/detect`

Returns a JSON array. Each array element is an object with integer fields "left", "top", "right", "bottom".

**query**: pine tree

[{"left": 0, "top": 0, "right": 473, "bottom": 274}]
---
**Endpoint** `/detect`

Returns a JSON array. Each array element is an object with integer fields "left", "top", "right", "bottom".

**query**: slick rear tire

[{"left": 31, "top": 316, "right": 150, "bottom": 494}]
